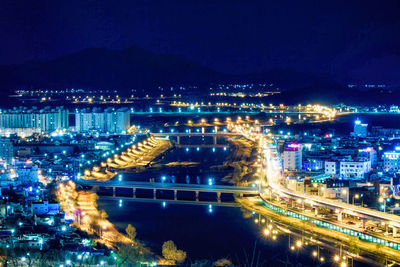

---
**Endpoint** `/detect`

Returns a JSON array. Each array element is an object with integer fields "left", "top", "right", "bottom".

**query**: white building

[
  {"left": 0, "top": 106, "right": 68, "bottom": 133},
  {"left": 325, "top": 161, "right": 339, "bottom": 175},
  {"left": 31, "top": 201, "right": 60, "bottom": 215},
  {"left": 352, "top": 119, "right": 368, "bottom": 137},
  {"left": 340, "top": 160, "right": 371, "bottom": 179},
  {"left": 283, "top": 143, "right": 302, "bottom": 170},
  {"left": 75, "top": 108, "right": 130, "bottom": 134},
  {"left": 358, "top": 147, "right": 377, "bottom": 167},
  {"left": 115, "top": 108, "right": 130, "bottom": 133},
  {"left": 383, "top": 151, "right": 400, "bottom": 172},
  {"left": 75, "top": 108, "right": 103, "bottom": 132}
]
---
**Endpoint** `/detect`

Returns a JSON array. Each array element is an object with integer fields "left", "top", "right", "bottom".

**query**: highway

[
  {"left": 268, "top": 185, "right": 400, "bottom": 227},
  {"left": 259, "top": 133, "right": 400, "bottom": 229},
  {"left": 152, "top": 132, "right": 240, "bottom": 137}
]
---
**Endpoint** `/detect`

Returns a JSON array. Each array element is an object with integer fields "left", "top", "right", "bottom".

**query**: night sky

[{"left": 1, "top": 0, "right": 400, "bottom": 83}]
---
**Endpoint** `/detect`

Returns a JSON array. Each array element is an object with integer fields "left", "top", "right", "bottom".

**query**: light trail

[{"left": 260, "top": 133, "right": 400, "bottom": 227}]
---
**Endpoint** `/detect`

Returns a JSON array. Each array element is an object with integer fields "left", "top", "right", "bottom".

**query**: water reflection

[
  {"left": 99, "top": 198, "right": 372, "bottom": 266},
  {"left": 97, "top": 132, "right": 384, "bottom": 265}
]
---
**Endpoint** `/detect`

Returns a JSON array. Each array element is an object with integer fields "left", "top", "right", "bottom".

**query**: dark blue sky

[{"left": 1, "top": 0, "right": 400, "bottom": 83}]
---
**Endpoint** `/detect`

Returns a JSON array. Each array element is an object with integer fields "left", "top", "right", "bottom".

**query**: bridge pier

[
  {"left": 213, "top": 136, "right": 217, "bottom": 145},
  {"left": 174, "top": 190, "right": 178, "bottom": 200},
  {"left": 362, "top": 218, "right": 366, "bottom": 229},
  {"left": 314, "top": 207, "right": 318, "bottom": 216},
  {"left": 338, "top": 212, "right": 343, "bottom": 222},
  {"left": 195, "top": 191, "right": 199, "bottom": 201},
  {"left": 217, "top": 192, "right": 221, "bottom": 203},
  {"left": 239, "top": 193, "right": 243, "bottom": 198},
  {"left": 153, "top": 189, "right": 157, "bottom": 199},
  {"left": 132, "top": 188, "right": 136, "bottom": 198},
  {"left": 177, "top": 136, "right": 180, "bottom": 145},
  {"left": 393, "top": 227, "right": 398, "bottom": 237},
  {"left": 113, "top": 187, "right": 116, "bottom": 197}
]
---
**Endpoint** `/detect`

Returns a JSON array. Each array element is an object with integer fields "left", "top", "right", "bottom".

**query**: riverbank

[
  {"left": 220, "top": 137, "right": 259, "bottom": 186},
  {"left": 237, "top": 196, "right": 400, "bottom": 265},
  {"left": 55, "top": 181, "right": 156, "bottom": 264}
]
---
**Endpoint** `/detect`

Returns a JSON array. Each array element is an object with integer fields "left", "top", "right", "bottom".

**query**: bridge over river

[{"left": 77, "top": 180, "right": 259, "bottom": 203}]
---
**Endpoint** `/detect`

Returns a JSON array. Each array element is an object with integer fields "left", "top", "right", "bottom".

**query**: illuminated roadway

[
  {"left": 232, "top": 122, "right": 400, "bottom": 228},
  {"left": 260, "top": 137, "right": 400, "bottom": 228},
  {"left": 268, "top": 186, "right": 400, "bottom": 227},
  {"left": 152, "top": 132, "right": 240, "bottom": 137}
]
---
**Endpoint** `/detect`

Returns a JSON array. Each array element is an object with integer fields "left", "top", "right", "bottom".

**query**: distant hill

[
  {"left": 0, "top": 46, "right": 397, "bottom": 105},
  {"left": 0, "top": 46, "right": 340, "bottom": 91},
  {"left": 0, "top": 46, "right": 230, "bottom": 92}
]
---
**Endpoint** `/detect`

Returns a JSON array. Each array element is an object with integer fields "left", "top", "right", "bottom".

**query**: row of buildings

[
  {"left": 0, "top": 106, "right": 132, "bottom": 136},
  {"left": 283, "top": 142, "right": 374, "bottom": 179},
  {"left": 0, "top": 107, "right": 68, "bottom": 133},
  {"left": 282, "top": 119, "right": 400, "bottom": 180},
  {"left": 75, "top": 107, "right": 130, "bottom": 134}
]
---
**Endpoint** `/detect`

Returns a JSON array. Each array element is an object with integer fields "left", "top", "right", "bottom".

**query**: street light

[
  {"left": 379, "top": 197, "right": 386, "bottom": 212},
  {"left": 352, "top": 194, "right": 359, "bottom": 205}
]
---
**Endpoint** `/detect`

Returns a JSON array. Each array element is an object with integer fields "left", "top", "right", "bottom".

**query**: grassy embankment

[
  {"left": 237, "top": 197, "right": 399, "bottom": 265},
  {"left": 216, "top": 136, "right": 259, "bottom": 186}
]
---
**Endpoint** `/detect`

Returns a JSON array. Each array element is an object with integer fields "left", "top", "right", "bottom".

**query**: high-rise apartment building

[
  {"left": 75, "top": 108, "right": 130, "bottom": 134},
  {"left": 0, "top": 106, "right": 68, "bottom": 133}
]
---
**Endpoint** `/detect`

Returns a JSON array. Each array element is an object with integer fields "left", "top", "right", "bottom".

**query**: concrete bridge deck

[{"left": 78, "top": 180, "right": 258, "bottom": 194}]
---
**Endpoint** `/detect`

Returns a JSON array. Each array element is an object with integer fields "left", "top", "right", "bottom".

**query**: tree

[
  {"left": 117, "top": 244, "right": 145, "bottom": 266},
  {"left": 162, "top": 240, "right": 187, "bottom": 264},
  {"left": 348, "top": 236, "right": 360, "bottom": 255},
  {"left": 375, "top": 244, "right": 386, "bottom": 264},
  {"left": 126, "top": 224, "right": 137, "bottom": 241},
  {"left": 214, "top": 258, "right": 233, "bottom": 266}
]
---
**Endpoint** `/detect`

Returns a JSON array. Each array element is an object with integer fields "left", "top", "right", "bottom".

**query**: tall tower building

[{"left": 283, "top": 143, "right": 302, "bottom": 170}]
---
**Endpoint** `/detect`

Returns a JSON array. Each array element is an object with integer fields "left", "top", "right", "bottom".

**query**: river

[{"left": 97, "top": 114, "right": 400, "bottom": 266}]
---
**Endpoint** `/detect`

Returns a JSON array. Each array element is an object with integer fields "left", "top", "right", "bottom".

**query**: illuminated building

[
  {"left": 283, "top": 143, "right": 302, "bottom": 170},
  {"left": 339, "top": 160, "right": 371, "bottom": 179},
  {"left": 358, "top": 147, "right": 377, "bottom": 167},
  {"left": 325, "top": 161, "right": 339, "bottom": 175},
  {"left": 75, "top": 107, "right": 130, "bottom": 134},
  {"left": 0, "top": 106, "right": 68, "bottom": 133},
  {"left": 383, "top": 151, "right": 400, "bottom": 172},
  {"left": 31, "top": 201, "right": 60, "bottom": 215},
  {"left": 352, "top": 119, "right": 368, "bottom": 138}
]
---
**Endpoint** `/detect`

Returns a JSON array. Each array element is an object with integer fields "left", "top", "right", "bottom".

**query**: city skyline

[{"left": 1, "top": 1, "right": 400, "bottom": 266}]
